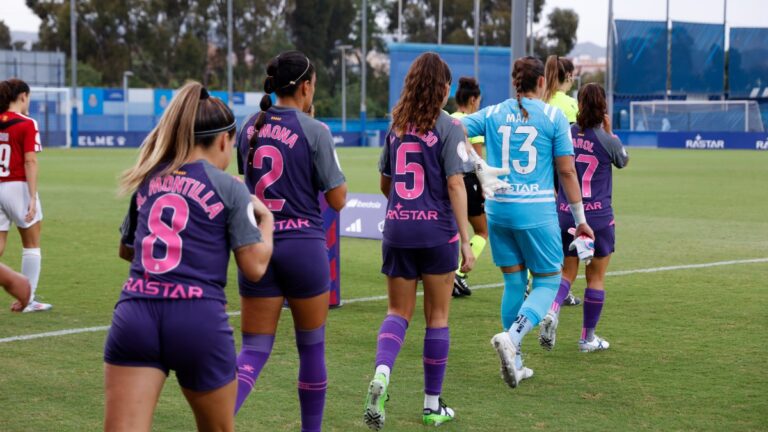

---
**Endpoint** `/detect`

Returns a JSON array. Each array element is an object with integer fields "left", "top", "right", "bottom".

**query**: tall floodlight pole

[
  {"left": 528, "top": 0, "right": 534, "bottom": 55},
  {"left": 665, "top": 0, "right": 670, "bottom": 100},
  {"left": 227, "top": 0, "right": 233, "bottom": 107},
  {"left": 474, "top": 0, "right": 480, "bottom": 78},
  {"left": 337, "top": 45, "right": 352, "bottom": 131},
  {"left": 398, "top": 0, "right": 403, "bottom": 42},
  {"left": 123, "top": 71, "right": 133, "bottom": 132},
  {"left": 606, "top": 0, "right": 614, "bottom": 121},
  {"left": 438, "top": 0, "right": 444, "bottom": 45},
  {"left": 70, "top": 0, "right": 77, "bottom": 147},
  {"left": 722, "top": 0, "right": 727, "bottom": 99},
  {"left": 509, "top": 0, "right": 526, "bottom": 97},
  {"left": 361, "top": 0, "right": 367, "bottom": 145}
]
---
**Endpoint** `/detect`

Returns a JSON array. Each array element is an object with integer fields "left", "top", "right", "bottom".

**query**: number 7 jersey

[
  {"left": 461, "top": 97, "right": 574, "bottom": 229},
  {"left": 237, "top": 106, "right": 346, "bottom": 241}
]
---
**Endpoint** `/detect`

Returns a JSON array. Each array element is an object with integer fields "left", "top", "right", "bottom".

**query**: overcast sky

[{"left": 3, "top": 0, "right": 766, "bottom": 45}]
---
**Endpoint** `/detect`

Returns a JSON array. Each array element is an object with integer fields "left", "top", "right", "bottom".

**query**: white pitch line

[{"left": 1, "top": 257, "right": 766, "bottom": 344}]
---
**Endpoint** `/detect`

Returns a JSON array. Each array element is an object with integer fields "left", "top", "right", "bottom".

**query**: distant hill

[
  {"left": 10, "top": 31, "right": 38, "bottom": 50},
  {"left": 568, "top": 42, "right": 605, "bottom": 59}
]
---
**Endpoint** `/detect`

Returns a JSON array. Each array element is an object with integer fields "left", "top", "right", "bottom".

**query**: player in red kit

[{"left": 0, "top": 79, "right": 49, "bottom": 312}]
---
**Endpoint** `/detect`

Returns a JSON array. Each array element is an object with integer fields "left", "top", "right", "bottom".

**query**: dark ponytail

[
  {"left": 455, "top": 77, "right": 481, "bottom": 107},
  {"left": 248, "top": 51, "right": 315, "bottom": 162},
  {"left": 512, "top": 56, "right": 545, "bottom": 120},
  {"left": 0, "top": 79, "right": 31, "bottom": 113}
]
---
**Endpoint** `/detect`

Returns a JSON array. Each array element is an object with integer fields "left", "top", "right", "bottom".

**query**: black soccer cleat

[{"left": 452, "top": 274, "right": 472, "bottom": 297}]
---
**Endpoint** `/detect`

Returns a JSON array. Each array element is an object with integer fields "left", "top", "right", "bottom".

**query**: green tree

[
  {"left": 0, "top": 20, "right": 11, "bottom": 50},
  {"left": 537, "top": 7, "right": 579, "bottom": 56}
]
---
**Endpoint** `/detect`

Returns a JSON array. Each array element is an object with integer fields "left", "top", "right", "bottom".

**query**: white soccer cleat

[
  {"left": 491, "top": 332, "right": 523, "bottom": 388},
  {"left": 538, "top": 311, "right": 559, "bottom": 351},
  {"left": 22, "top": 299, "right": 53, "bottom": 313},
  {"left": 579, "top": 335, "right": 610, "bottom": 352}
]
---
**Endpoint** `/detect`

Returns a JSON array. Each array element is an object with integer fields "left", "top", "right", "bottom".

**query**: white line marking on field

[{"left": 1, "top": 257, "right": 766, "bottom": 344}]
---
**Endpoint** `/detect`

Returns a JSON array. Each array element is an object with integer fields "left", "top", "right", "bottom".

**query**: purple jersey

[
  {"left": 238, "top": 106, "right": 345, "bottom": 241},
  {"left": 379, "top": 112, "right": 468, "bottom": 248},
  {"left": 557, "top": 126, "right": 629, "bottom": 229},
  {"left": 119, "top": 160, "right": 263, "bottom": 303}
]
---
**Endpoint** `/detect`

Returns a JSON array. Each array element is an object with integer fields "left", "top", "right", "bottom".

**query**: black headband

[{"left": 194, "top": 121, "right": 236, "bottom": 138}]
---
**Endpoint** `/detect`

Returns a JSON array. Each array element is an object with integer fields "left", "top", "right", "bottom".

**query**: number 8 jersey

[
  {"left": 462, "top": 98, "right": 574, "bottom": 229},
  {"left": 119, "top": 161, "right": 263, "bottom": 303},
  {"left": 379, "top": 112, "right": 469, "bottom": 248},
  {"left": 237, "top": 106, "right": 346, "bottom": 241}
]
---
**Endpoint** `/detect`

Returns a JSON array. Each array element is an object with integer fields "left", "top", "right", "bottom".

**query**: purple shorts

[
  {"left": 381, "top": 242, "right": 459, "bottom": 279},
  {"left": 104, "top": 299, "right": 236, "bottom": 392},
  {"left": 239, "top": 238, "right": 330, "bottom": 299},
  {"left": 562, "top": 224, "right": 615, "bottom": 258}
]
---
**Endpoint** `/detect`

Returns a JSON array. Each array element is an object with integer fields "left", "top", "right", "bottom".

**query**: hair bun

[
  {"left": 458, "top": 77, "right": 478, "bottom": 89},
  {"left": 259, "top": 94, "right": 272, "bottom": 112}
]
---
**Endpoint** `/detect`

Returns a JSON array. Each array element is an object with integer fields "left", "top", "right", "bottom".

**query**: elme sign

[
  {"left": 340, "top": 193, "right": 387, "bottom": 240},
  {"left": 75, "top": 132, "right": 384, "bottom": 148}
]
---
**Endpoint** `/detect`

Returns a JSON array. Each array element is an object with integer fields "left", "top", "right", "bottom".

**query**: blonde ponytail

[
  {"left": 119, "top": 82, "right": 204, "bottom": 195},
  {"left": 543, "top": 55, "right": 562, "bottom": 103}
]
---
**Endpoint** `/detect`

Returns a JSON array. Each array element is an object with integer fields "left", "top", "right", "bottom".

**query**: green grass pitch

[{"left": 0, "top": 147, "right": 766, "bottom": 431}]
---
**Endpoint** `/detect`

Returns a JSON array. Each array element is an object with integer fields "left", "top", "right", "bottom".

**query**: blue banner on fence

[
  {"left": 154, "top": 89, "right": 173, "bottom": 115},
  {"left": 614, "top": 131, "right": 768, "bottom": 150},
  {"left": 728, "top": 27, "right": 768, "bottom": 98},
  {"left": 340, "top": 193, "right": 387, "bottom": 240},
  {"left": 671, "top": 21, "right": 724, "bottom": 95},
  {"left": 103, "top": 89, "right": 125, "bottom": 102},
  {"left": 82, "top": 88, "right": 104, "bottom": 115},
  {"left": 614, "top": 20, "right": 668, "bottom": 95}
]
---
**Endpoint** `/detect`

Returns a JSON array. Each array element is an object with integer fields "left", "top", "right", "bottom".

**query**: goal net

[
  {"left": 630, "top": 100, "right": 765, "bottom": 133},
  {"left": 29, "top": 87, "right": 72, "bottom": 148}
]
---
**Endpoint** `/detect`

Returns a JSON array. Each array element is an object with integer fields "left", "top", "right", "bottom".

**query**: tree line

[{"left": 5, "top": 1, "right": 578, "bottom": 118}]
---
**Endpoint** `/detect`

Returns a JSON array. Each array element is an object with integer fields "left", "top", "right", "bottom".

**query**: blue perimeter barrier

[{"left": 616, "top": 131, "right": 768, "bottom": 150}]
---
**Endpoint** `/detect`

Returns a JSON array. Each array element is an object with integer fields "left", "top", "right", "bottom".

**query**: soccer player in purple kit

[
  {"left": 539, "top": 83, "right": 629, "bottom": 353},
  {"left": 363, "top": 53, "right": 475, "bottom": 430},
  {"left": 104, "top": 81, "right": 274, "bottom": 432},
  {"left": 234, "top": 51, "right": 347, "bottom": 432}
]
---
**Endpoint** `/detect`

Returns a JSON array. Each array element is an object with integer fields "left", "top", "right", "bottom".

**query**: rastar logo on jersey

[
  {"left": 346, "top": 198, "right": 382, "bottom": 209},
  {"left": 756, "top": 137, "right": 768, "bottom": 150},
  {"left": 685, "top": 134, "right": 725, "bottom": 149}
]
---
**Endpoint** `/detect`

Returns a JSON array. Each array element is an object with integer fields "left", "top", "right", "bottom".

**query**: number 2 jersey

[
  {"left": 0, "top": 111, "right": 42, "bottom": 182},
  {"left": 237, "top": 106, "right": 346, "bottom": 241},
  {"left": 378, "top": 112, "right": 469, "bottom": 248},
  {"left": 119, "top": 160, "right": 264, "bottom": 304},
  {"left": 462, "top": 97, "right": 574, "bottom": 229},
  {"left": 557, "top": 126, "right": 629, "bottom": 230}
]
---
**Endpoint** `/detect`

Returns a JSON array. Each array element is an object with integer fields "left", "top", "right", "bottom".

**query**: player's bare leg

[
  {"left": 182, "top": 379, "right": 237, "bottom": 432},
  {"left": 0, "top": 262, "right": 30, "bottom": 311},
  {"left": 104, "top": 364, "right": 165, "bottom": 432},
  {"left": 0, "top": 230, "right": 8, "bottom": 257}
]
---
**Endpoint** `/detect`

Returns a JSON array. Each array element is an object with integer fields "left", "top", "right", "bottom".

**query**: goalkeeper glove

[
  {"left": 567, "top": 227, "right": 595, "bottom": 266},
  {"left": 471, "top": 149, "right": 511, "bottom": 198}
]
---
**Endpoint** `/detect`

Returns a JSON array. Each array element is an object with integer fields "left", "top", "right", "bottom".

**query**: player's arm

[
  {"left": 22, "top": 121, "right": 41, "bottom": 223},
  {"left": 553, "top": 111, "right": 594, "bottom": 239},
  {"left": 234, "top": 195, "right": 274, "bottom": 282},
  {"left": 596, "top": 128, "right": 630, "bottom": 169},
  {"left": 441, "top": 118, "right": 476, "bottom": 273},
  {"left": 311, "top": 122, "right": 347, "bottom": 212},
  {"left": 379, "top": 131, "right": 393, "bottom": 198},
  {"left": 118, "top": 193, "right": 139, "bottom": 262},
  {"left": 460, "top": 107, "right": 489, "bottom": 138}
]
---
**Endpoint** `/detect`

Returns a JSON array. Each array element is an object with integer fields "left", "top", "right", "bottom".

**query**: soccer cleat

[
  {"left": 579, "top": 335, "right": 610, "bottom": 352},
  {"left": 363, "top": 373, "right": 388, "bottom": 430},
  {"left": 538, "top": 311, "right": 559, "bottom": 351},
  {"left": 22, "top": 299, "right": 52, "bottom": 313},
  {"left": 563, "top": 292, "right": 581, "bottom": 306},
  {"left": 490, "top": 333, "right": 523, "bottom": 388},
  {"left": 452, "top": 274, "right": 471, "bottom": 297},
  {"left": 422, "top": 398, "right": 455, "bottom": 426}
]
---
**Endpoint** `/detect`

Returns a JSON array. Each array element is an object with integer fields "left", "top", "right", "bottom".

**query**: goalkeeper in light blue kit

[{"left": 461, "top": 56, "right": 594, "bottom": 388}]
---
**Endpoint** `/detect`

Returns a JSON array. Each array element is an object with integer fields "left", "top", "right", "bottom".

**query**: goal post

[
  {"left": 629, "top": 100, "right": 764, "bottom": 133},
  {"left": 29, "top": 86, "right": 72, "bottom": 148}
]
